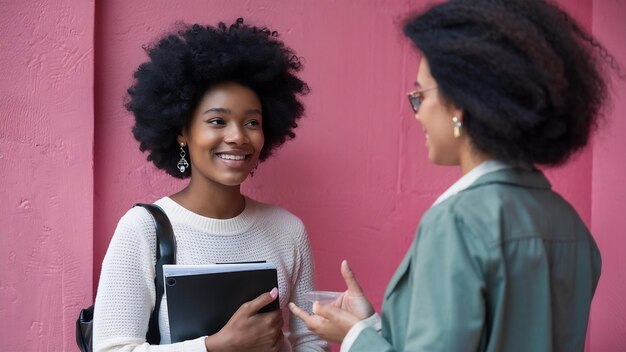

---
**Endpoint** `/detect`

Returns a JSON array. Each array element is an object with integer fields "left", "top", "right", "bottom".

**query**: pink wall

[
  {"left": 590, "top": 0, "right": 626, "bottom": 350},
  {"left": 0, "top": 0, "right": 623, "bottom": 351},
  {"left": 93, "top": 0, "right": 595, "bottom": 308},
  {"left": 0, "top": 0, "right": 95, "bottom": 351}
]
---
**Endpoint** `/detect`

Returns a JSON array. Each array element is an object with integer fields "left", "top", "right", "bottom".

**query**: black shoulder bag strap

[{"left": 134, "top": 203, "right": 177, "bottom": 345}]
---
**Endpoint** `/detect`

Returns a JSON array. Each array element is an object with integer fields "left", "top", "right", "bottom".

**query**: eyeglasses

[{"left": 407, "top": 86, "right": 438, "bottom": 113}]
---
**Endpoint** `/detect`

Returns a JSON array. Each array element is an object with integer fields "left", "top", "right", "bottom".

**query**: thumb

[
  {"left": 240, "top": 287, "right": 279, "bottom": 315},
  {"left": 341, "top": 260, "right": 364, "bottom": 296}
]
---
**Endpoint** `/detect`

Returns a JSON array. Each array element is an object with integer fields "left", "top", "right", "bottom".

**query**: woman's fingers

[
  {"left": 239, "top": 287, "right": 279, "bottom": 316},
  {"left": 288, "top": 302, "right": 312, "bottom": 321},
  {"left": 289, "top": 302, "right": 330, "bottom": 330},
  {"left": 341, "top": 260, "right": 364, "bottom": 295},
  {"left": 313, "top": 301, "right": 358, "bottom": 326},
  {"left": 290, "top": 301, "right": 358, "bottom": 343}
]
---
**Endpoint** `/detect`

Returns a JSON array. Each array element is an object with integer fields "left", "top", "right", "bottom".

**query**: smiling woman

[
  {"left": 92, "top": 18, "right": 328, "bottom": 352},
  {"left": 179, "top": 82, "right": 265, "bottom": 188}
]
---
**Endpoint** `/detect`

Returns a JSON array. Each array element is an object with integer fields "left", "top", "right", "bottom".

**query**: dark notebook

[{"left": 162, "top": 262, "right": 279, "bottom": 343}]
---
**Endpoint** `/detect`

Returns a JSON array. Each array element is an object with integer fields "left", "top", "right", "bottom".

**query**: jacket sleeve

[{"left": 350, "top": 207, "right": 489, "bottom": 351}]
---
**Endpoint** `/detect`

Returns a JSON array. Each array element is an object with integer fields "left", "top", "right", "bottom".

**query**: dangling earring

[
  {"left": 452, "top": 116, "right": 462, "bottom": 138},
  {"left": 177, "top": 143, "right": 189, "bottom": 173}
]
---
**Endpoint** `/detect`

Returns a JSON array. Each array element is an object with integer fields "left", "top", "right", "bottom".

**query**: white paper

[{"left": 163, "top": 262, "right": 276, "bottom": 278}]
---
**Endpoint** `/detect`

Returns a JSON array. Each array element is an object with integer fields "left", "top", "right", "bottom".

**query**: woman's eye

[
  {"left": 207, "top": 118, "right": 225, "bottom": 125},
  {"left": 245, "top": 120, "right": 261, "bottom": 127}
]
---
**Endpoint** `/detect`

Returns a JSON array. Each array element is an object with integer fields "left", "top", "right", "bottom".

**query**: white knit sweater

[{"left": 93, "top": 197, "right": 328, "bottom": 352}]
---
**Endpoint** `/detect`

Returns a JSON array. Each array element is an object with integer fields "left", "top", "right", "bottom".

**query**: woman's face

[
  {"left": 414, "top": 57, "right": 464, "bottom": 165},
  {"left": 179, "top": 82, "right": 265, "bottom": 188}
]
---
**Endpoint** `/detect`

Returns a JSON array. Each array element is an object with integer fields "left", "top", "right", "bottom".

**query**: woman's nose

[{"left": 224, "top": 125, "right": 248, "bottom": 144}]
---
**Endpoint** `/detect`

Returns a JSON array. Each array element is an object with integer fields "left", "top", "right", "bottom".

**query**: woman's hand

[
  {"left": 204, "top": 287, "right": 284, "bottom": 352},
  {"left": 333, "top": 260, "right": 375, "bottom": 319},
  {"left": 288, "top": 260, "right": 375, "bottom": 343},
  {"left": 289, "top": 300, "right": 360, "bottom": 343}
]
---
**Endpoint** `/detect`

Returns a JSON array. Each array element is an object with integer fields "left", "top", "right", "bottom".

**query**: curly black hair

[
  {"left": 404, "top": 0, "right": 616, "bottom": 167},
  {"left": 126, "top": 18, "right": 309, "bottom": 178}
]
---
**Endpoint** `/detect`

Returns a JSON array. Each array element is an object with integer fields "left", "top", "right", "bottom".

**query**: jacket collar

[
  {"left": 465, "top": 168, "right": 552, "bottom": 191},
  {"left": 432, "top": 160, "right": 510, "bottom": 207}
]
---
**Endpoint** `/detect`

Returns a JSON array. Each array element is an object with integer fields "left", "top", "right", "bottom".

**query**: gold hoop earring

[{"left": 452, "top": 116, "right": 462, "bottom": 138}]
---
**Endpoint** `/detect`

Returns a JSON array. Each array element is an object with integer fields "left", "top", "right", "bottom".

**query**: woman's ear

[{"left": 176, "top": 130, "right": 186, "bottom": 146}]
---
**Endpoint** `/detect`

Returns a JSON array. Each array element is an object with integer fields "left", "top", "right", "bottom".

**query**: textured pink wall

[
  {"left": 590, "top": 0, "right": 626, "bottom": 350},
  {"left": 93, "top": 0, "right": 436, "bottom": 303},
  {"left": 0, "top": 0, "right": 94, "bottom": 351},
  {"left": 93, "top": 0, "right": 596, "bottom": 327},
  {"left": 1, "top": 0, "right": 621, "bottom": 351}
]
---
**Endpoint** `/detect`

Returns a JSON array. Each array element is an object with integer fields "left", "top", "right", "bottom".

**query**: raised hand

[
  {"left": 205, "top": 287, "right": 284, "bottom": 352},
  {"left": 288, "top": 260, "right": 375, "bottom": 343},
  {"left": 334, "top": 260, "right": 375, "bottom": 319}
]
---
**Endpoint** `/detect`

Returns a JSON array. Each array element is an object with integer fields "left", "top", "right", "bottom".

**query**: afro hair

[
  {"left": 126, "top": 18, "right": 309, "bottom": 178},
  {"left": 404, "top": 0, "right": 615, "bottom": 167}
]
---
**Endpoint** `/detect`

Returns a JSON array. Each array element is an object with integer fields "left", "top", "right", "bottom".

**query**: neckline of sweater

[{"left": 155, "top": 196, "right": 259, "bottom": 235}]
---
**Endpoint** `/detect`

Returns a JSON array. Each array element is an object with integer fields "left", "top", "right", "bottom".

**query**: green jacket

[{"left": 351, "top": 169, "right": 601, "bottom": 352}]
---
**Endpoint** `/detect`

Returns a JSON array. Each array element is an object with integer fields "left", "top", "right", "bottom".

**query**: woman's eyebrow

[
  {"left": 244, "top": 108, "right": 262, "bottom": 115},
  {"left": 203, "top": 107, "right": 262, "bottom": 115},
  {"left": 203, "top": 107, "right": 230, "bottom": 114}
]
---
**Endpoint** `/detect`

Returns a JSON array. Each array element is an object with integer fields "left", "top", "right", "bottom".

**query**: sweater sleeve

[
  {"left": 93, "top": 207, "right": 207, "bottom": 352},
  {"left": 288, "top": 222, "right": 330, "bottom": 352}
]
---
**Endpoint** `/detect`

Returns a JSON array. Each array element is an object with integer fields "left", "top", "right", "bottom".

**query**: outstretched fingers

[
  {"left": 289, "top": 302, "right": 350, "bottom": 343},
  {"left": 313, "top": 301, "right": 360, "bottom": 327},
  {"left": 289, "top": 302, "right": 329, "bottom": 332}
]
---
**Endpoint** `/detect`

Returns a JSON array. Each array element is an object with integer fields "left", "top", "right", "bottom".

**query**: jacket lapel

[{"left": 384, "top": 244, "right": 413, "bottom": 299}]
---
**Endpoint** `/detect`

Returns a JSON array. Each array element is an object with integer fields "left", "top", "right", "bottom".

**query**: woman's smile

[
  {"left": 215, "top": 150, "right": 254, "bottom": 167},
  {"left": 179, "top": 82, "right": 265, "bottom": 187}
]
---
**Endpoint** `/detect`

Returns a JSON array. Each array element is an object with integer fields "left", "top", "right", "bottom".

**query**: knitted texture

[{"left": 93, "top": 197, "right": 328, "bottom": 352}]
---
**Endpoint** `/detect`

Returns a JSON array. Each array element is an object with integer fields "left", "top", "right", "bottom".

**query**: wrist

[{"left": 204, "top": 334, "right": 226, "bottom": 352}]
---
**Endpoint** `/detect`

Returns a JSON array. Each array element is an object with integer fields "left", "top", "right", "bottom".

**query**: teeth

[{"left": 218, "top": 154, "right": 246, "bottom": 160}]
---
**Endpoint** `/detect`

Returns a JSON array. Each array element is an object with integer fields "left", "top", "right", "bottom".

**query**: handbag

[{"left": 76, "top": 203, "right": 177, "bottom": 352}]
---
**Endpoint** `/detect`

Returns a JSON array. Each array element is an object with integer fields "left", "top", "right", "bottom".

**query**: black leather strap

[{"left": 134, "top": 203, "right": 176, "bottom": 345}]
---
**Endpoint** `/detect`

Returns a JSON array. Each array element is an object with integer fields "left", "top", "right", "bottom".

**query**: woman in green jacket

[{"left": 290, "top": 0, "right": 616, "bottom": 351}]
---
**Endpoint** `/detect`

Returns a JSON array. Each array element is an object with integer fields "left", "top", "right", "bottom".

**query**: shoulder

[
  {"left": 248, "top": 198, "right": 306, "bottom": 230},
  {"left": 421, "top": 183, "right": 512, "bottom": 251},
  {"left": 246, "top": 198, "right": 310, "bottom": 249},
  {"left": 424, "top": 169, "right": 586, "bottom": 246},
  {"left": 110, "top": 204, "right": 159, "bottom": 248},
  {"left": 116, "top": 205, "right": 157, "bottom": 231},
  {"left": 101, "top": 204, "right": 160, "bottom": 270},
  {"left": 417, "top": 182, "right": 517, "bottom": 256}
]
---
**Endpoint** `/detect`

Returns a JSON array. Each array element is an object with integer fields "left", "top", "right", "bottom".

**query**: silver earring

[
  {"left": 177, "top": 143, "right": 189, "bottom": 173},
  {"left": 452, "top": 116, "right": 462, "bottom": 138}
]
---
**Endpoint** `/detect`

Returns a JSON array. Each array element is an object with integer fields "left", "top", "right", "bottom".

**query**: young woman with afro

[{"left": 93, "top": 18, "right": 328, "bottom": 352}]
